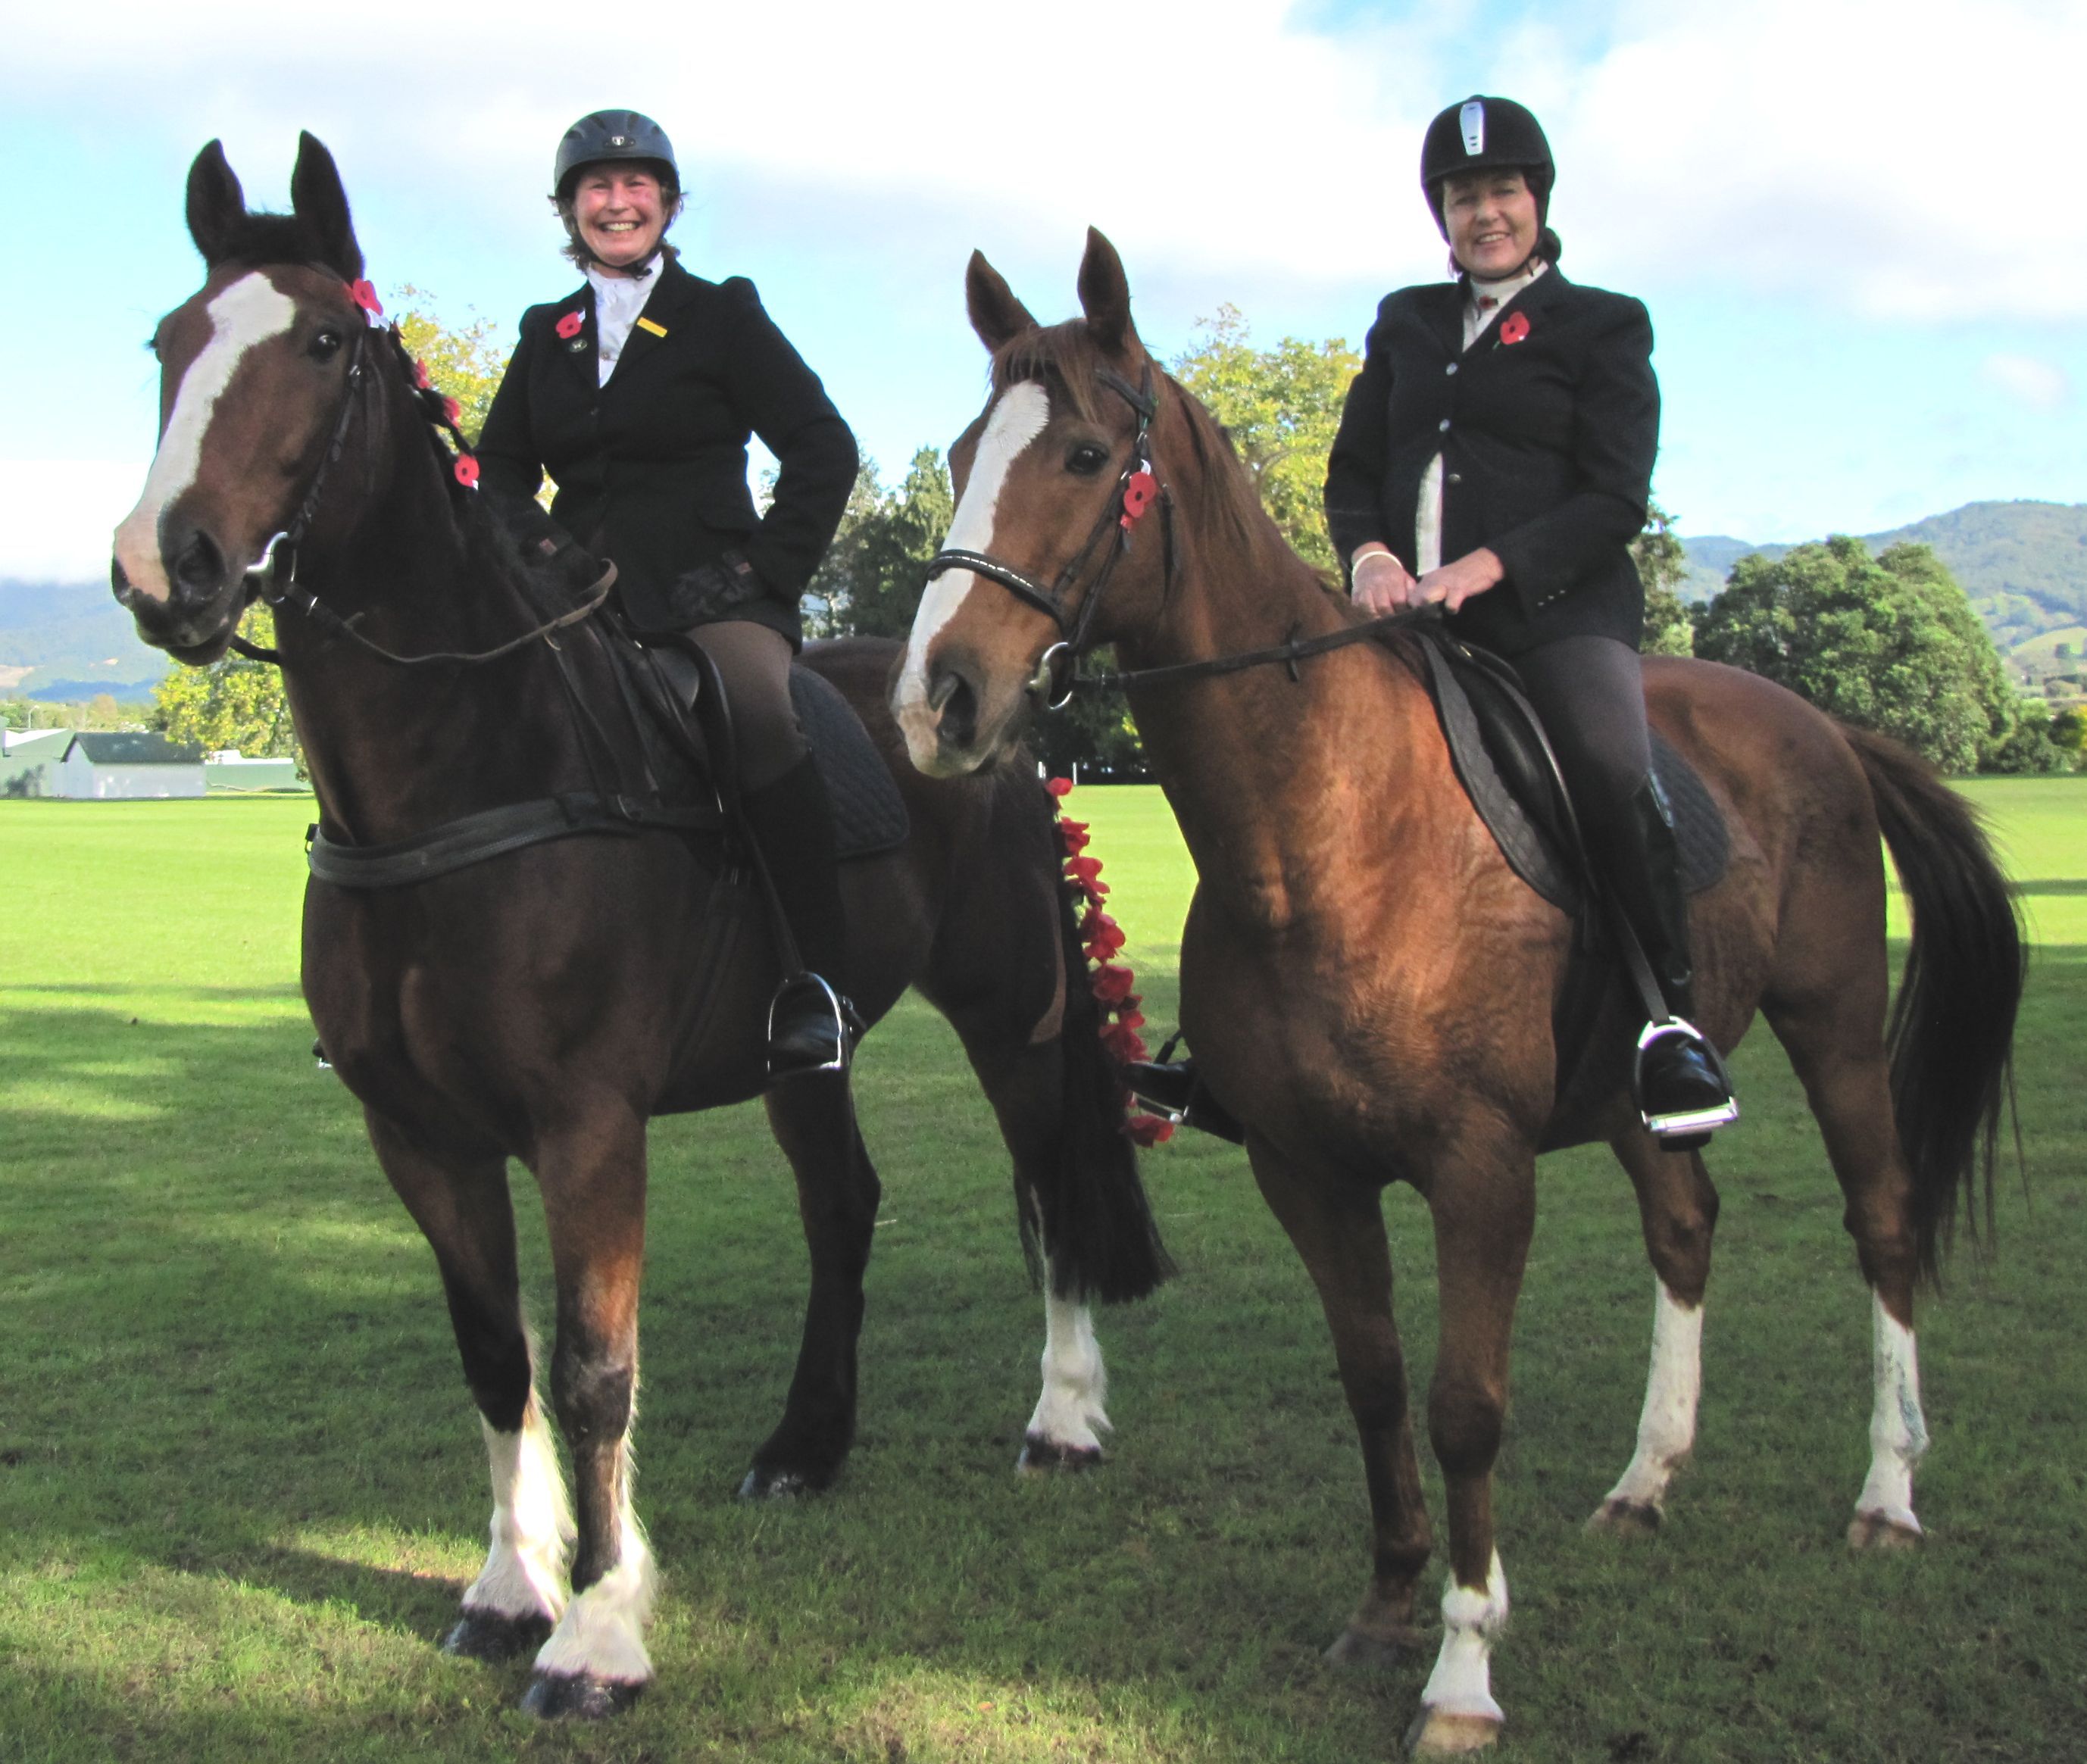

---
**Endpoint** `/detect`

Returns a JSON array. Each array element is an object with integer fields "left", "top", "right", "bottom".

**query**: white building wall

[{"left": 53, "top": 754, "right": 206, "bottom": 799}]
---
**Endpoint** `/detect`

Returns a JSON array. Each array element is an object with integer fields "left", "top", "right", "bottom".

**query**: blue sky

[{"left": 2, "top": 0, "right": 2082, "bottom": 581}]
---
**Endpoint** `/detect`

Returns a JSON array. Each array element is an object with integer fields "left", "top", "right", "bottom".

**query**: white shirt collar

[{"left": 585, "top": 263, "right": 661, "bottom": 387}]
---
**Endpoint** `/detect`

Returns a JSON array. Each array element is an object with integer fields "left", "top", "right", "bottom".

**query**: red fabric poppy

[
  {"left": 1091, "top": 963, "right": 1136, "bottom": 1004},
  {"left": 453, "top": 454, "right": 480, "bottom": 488},
  {"left": 347, "top": 280, "right": 383, "bottom": 317},
  {"left": 1100, "top": 1019, "right": 1148, "bottom": 1062},
  {"left": 1120, "top": 468, "right": 1158, "bottom": 529},
  {"left": 1126, "top": 1113, "right": 1176, "bottom": 1147},
  {"left": 555, "top": 311, "right": 585, "bottom": 340},
  {"left": 1066, "top": 855, "right": 1104, "bottom": 886},
  {"left": 1047, "top": 776, "right": 1075, "bottom": 798},
  {"left": 1499, "top": 311, "right": 1531, "bottom": 345},
  {"left": 412, "top": 360, "right": 431, "bottom": 390},
  {"left": 442, "top": 397, "right": 462, "bottom": 426},
  {"left": 1058, "top": 816, "right": 1090, "bottom": 854}
]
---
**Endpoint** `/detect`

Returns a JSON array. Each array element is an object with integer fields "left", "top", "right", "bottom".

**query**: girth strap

[{"left": 307, "top": 790, "right": 721, "bottom": 890}]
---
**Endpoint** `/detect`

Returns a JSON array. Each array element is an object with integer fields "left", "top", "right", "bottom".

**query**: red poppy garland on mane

[{"left": 1048, "top": 777, "right": 1175, "bottom": 1147}]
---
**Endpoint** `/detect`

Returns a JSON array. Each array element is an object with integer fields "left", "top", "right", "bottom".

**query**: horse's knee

[
  {"left": 550, "top": 1349, "right": 635, "bottom": 1452},
  {"left": 1428, "top": 1381, "right": 1504, "bottom": 1478}
]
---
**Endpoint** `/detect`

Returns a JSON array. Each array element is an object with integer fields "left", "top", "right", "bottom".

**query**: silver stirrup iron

[
  {"left": 1634, "top": 1016, "right": 1740, "bottom": 1138},
  {"left": 767, "top": 973, "right": 851, "bottom": 1078}
]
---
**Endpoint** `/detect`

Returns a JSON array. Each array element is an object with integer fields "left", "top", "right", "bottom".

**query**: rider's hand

[
  {"left": 1414, "top": 548, "right": 1505, "bottom": 613},
  {"left": 1351, "top": 546, "right": 1415, "bottom": 615}
]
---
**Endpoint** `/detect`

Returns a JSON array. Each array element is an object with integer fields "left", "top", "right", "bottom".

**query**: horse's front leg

[
  {"left": 1409, "top": 1141, "right": 1536, "bottom": 1756},
  {"left": 522, "top": 1105, "right": 656, "bottom": 1718},
  {"left": 739, "top": 1075, "right": 882, "bottom": 1498},
  {"left": 1246, "top": 1142, "right": 1434, "bottom": 1671},
  {"left": 364, "top": 1115, "right": 573, "bottom": 1660}
]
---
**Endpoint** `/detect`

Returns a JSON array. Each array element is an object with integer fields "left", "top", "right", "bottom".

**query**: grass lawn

[{"left": 2, "top": 780, "right": 2083, "bottom": 1763}]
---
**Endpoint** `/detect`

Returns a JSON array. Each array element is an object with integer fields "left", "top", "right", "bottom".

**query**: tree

[
  {"left": 1692, "top": 535, "right": 2048, "bottom": 773},
  {"left": 808, "top": 448, "right": 955, "bottom": 639},
  {"left": 392, "top": 286, "right": 510, "bottom": 445},
  {"left": 1632, "top": 502, "right": 1695, "bottom": 657},
  {"left": 150, "top": 606, "right": 301, "bottom": 764},
  {"left": 1169, "top": 306, "right": 1359, "bottom": 573}
]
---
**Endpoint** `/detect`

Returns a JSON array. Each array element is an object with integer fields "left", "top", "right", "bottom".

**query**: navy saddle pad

[{"left": 789, "top": 664, "right": 910, "bottom": 861}]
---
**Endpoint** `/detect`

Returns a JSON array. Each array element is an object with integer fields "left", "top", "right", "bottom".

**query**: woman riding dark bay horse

[
  {"left": 891, "top": 228, "right": 2020, "bottom": 1754},
  {"left": 109, "top": 135, "right": 1168, "bottom": 1721}
]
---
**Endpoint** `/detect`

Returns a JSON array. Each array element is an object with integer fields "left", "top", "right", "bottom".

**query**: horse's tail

[
  {"left": 1842, "top": 723, "right": 2026, "bottom": 1284},
  {"left": 996, "top": 767, "right": 1172, "bottom": 1306}
]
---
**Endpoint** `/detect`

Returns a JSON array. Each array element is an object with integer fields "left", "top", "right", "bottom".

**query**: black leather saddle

[
  {"left": 634, "top": 636, "right": 909, "bottom": 862},
  {"left": 1414, "top": 629, "right": 1727, "bottom": 915}
]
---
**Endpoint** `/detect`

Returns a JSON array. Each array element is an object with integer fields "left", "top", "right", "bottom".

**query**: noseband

[{"left": 923, "top": 366, "right": 1173, "bottom": 709}]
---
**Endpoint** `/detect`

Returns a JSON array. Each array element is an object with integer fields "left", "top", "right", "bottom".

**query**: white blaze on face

[
  {"left": 112, "top": 273, "right": 299, "bottom": 602},
  {"left": 893, "top": 381, "right": 1052, "bottom": 748}
]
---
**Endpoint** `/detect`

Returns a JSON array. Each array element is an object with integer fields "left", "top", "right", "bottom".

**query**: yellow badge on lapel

[{"left": 635, "top": 317, "right": 668, "bottom": 338}]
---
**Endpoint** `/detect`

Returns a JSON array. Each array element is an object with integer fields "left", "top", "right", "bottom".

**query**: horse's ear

[
  {"left": 966, "top": 251, "right": 1038, "bottom": 353},
  {"left": 1076, "top": 227, "right": 1137, "bottom": 354},
  {"left": 289, "top": 131, "right": 364, "bottom": 281},
  {"left": 185, "top": 140, "right": 248, "bottom": 266}
]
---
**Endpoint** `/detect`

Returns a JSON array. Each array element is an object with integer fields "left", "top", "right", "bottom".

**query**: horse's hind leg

[
  {"left": 1587, "top": 1135, "right": 1719, "bottom": 1536},
  {"left": 1765, "top": 991, "right": 1929, "bottom": 1547},
  {"left": 364, "top": 1115, "right": 573, "bottom": 1660},
  {"left": 741, "top": 1075, "right": 882, "bottom": 1499},
  {"left": 522, "top": 1107, "right": 658, "bottom": 1717}
]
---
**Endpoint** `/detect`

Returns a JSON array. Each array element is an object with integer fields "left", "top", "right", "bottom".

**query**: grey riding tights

[{"left": 1510, "top": 635, "right": 1654, "bottom": 835}]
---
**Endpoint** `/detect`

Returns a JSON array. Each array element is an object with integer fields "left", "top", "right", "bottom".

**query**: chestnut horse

[
  {"left": 109, "top": 139, "right": 1167, "bottom": 1719},
  {"left": 892, "top": 230, "right": 2022, "bottom": 1753}
]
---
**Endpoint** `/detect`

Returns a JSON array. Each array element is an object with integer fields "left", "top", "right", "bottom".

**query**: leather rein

[
  {"left": 925, "top": 364, "right": 1441, "bottom": 705},
  {"left": 228, "top": 317, "right": 614, "bottom": 671}
]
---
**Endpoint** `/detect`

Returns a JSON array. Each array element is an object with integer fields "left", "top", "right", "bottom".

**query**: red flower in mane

[
  {"left": 347, "top": 279, "right": 383, "bottom": 318},
  {"left": 453, "top": 454, "right": 480, "bottom": 489}
]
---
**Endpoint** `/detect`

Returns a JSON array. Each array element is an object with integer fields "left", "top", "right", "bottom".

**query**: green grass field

[{"left": 3, "top": 781, "right": 2084, "bottom": 1762}]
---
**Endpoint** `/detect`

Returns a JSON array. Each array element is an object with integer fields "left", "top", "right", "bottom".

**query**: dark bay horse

[
  {"left": 892, "top": 229, "right": 2023, "bottom": 1754},
  {"left": 108, "top": 138, "right": 1167, "bottom": 1719}
]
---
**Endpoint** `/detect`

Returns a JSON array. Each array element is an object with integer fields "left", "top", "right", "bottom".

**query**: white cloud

[
  {"left": 1981, "top": 352, "right": 2073, "bottom": 408},
  {"left": 0, "top": 461, "right": 152, "bottom": 583}
]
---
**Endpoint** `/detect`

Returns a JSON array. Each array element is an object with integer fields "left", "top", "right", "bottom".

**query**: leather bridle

[{"left": 923, "top": 365, "right": 1173, "bottom": 709}]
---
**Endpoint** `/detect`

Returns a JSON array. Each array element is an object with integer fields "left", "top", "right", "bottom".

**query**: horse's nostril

[
  {"left": 110, "top": 557, "right": 136, "bottom": 606},
  {"left": 171, "top": 529, "right": 224, "bottom": 600},
  {"left": 939, "top": 673, "right": 979, "bottom": 748},
  {"left": 929, "top": 670, "right": 961, "bottom": 714}
]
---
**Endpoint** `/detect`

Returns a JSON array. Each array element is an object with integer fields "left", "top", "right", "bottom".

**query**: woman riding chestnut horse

[{"left": 893, "top": 205, "right": 2019, "bottom": 1751}]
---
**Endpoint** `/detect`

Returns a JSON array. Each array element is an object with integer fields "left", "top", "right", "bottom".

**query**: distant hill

[
  {"left": 1678, "top": 501, "right": 2087, "bottom": 659},
  {"left": 0, "top": 579, "right": 170, "bottom": 699}
]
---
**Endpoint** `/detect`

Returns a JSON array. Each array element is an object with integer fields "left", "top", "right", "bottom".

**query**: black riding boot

[
  {"left": 1124, "top": 1041, "right": 1245, "bottom": 1144},
  {"left": 741, "top": 754, "right": 863, "bottom": 1079},
  {"left": 1604, "top": 776, "right": 1737, "bottom": 1144}
]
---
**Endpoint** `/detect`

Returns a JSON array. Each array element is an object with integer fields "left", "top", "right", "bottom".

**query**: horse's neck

[
  {"left": 1120, "top": 535, "right": 1450, "bottom": 939},
  {"left": 280, "top": 428, "right": 597, "bottom": 844}
]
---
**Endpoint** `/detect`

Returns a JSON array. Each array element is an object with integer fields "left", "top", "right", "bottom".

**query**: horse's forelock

[{"left": 198, "top": 210, "right": 359, "bottom": 282}]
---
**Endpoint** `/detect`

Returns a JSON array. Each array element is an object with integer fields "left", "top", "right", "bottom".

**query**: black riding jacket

[
  {"left": 1323, "top": 268, "right": 1657, "bottom": 656},
  {"left": 476, "top": 258, "right": 857, "bottom": 639}
]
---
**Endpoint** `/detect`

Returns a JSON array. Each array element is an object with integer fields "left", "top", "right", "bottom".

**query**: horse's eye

[
  {"left": 1066, "top": 442, "right": 1109, "bottom": 476},
  {"left": 308, "top": 330, "right": 343, "bottom": 362}
]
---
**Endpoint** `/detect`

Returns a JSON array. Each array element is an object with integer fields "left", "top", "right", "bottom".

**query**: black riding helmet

[
  {"left": 1420, "top": 95, "right": 1554, "bottom": 243},
  {"left": 553, "top": 109, "right": 679, "bottom": 201}
]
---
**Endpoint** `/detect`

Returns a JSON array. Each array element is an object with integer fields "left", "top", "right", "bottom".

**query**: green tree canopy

[
  {"left": 150, "top": 606, "right": 301, "bottom": 765},
  {"left": 1632, "top": 502, "right": 1695, "bottom": 657},
  {"left": 807, "top": 448, "right": 955, "bottom": 639},
  {"left": 392, "top": 286, "right": 509, "bottom": 445},
  {"left": 1692, "top": 535, "right": 2061, "bottom": 773},
  {"left": 1168, "top": 305, "right": 1359, "bottom": 573}
]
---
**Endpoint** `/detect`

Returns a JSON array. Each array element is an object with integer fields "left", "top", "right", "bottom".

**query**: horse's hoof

[
  {"left": 441, "top": 1606, "right": 553, "bottom": 1662},
  {"left": 1404, "top": 1706, "right": 1501, "bottom": 1755},
  {"left": 521, "top": 1669, "right": 645, "bottom": 1720},
  {"left": 1324, "top": 1625, "right": 1420, "bottom": 1672},
  {"left": 1847, "top": 1510, "right": 1923, "bottom": 1551},
  {"left": 1017, "top": 1434, "right": 1102, "bottom": 1473},
  {"left": 1586, "top": 1497, "right": 1663, "bottom": 1538},
  {"left": 739, "top": 1463, "right": 815, "bottom": 1500}
]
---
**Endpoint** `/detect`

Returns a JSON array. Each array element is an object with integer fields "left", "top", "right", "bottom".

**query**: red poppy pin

[
  {"left": 346, "top": 279, "right": 383, "bottom": 319},
  {"left": 1499, "top": 311, "right": 1531, "bottom": 345},
  {"left": 555, "top": 311, "right": 585, "bottom": 340},
  {"left": 453, "top": 454, "right": 480, "bottom": 489}
]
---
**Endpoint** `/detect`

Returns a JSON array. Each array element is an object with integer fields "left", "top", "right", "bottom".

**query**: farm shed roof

[{"left": 61, "top": 733, "right": 205, "bottom": 765}]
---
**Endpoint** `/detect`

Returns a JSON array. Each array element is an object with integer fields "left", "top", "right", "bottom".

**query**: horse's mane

[{"left": 989, "top": 320, "right": 1360, "bottom": 617}]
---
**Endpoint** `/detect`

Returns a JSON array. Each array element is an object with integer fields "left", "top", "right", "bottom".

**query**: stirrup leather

[{"left": 1632, "top": 1016, "right": 1739, "bottom": 1138}]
